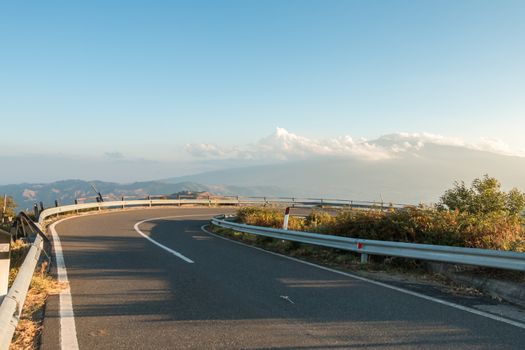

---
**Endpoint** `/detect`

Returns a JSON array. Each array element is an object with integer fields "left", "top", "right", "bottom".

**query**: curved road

[{"left": 42, "top": 208, "right": 524, "bottom": 349}]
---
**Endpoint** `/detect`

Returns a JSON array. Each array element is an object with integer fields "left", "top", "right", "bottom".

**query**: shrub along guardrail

[{"left": 210, "top": 215, "right": 525, "bottom": 271}]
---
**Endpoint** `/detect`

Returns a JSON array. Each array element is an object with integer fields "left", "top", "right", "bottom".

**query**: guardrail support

[
  {"left": 33, "top": 203, "right": 39, "bottom": 219},
  {"left": 282, "top": 207, "right": 290, "bottom": 230},
  {"left": 0, "top": 231, "right": 9, "bottom": 302},
  {"left": 357, "top": 242, "right": 368, "bottom": 263}
]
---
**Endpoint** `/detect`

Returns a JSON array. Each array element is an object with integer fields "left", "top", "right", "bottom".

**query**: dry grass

[
  {"left": 236, "top": 206, "right": 525, "bottom": 251},
  {"left": 8, "top": 241, "right": 64, "bottom": 350}
]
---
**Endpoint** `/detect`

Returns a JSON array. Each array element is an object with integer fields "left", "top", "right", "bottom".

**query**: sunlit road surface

[{"left": 42, "top": 208, "right": 524, "bottom": 350}]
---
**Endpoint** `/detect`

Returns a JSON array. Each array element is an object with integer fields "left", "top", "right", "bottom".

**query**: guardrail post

[
  {"left": 208, "top": 195, "right": 211, "bottom": 207},
  {"left": 33, "top": 203, "right": 39, "bottom": 219},
  {"left": 148, "top": 195, "right": 152, "bottom": 207},
  {"left": 282, "top": 207, "right": 290, "bottom": 230},
  {"left": 236, "top": 196, "right": 240, "bottom": 206},
  {"left": 21, "top": 220, "right": 27, "bottom": 237},
  {"left": 0, "top": 230, "right": 10, "bottom": 301},
  {"left": 357, "top": 242, "right": 368, "bottom": 263},
  {"left": 122, "top": 196, "right": 125, "bottom": 209}
]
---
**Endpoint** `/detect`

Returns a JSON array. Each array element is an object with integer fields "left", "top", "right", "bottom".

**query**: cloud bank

[{"left": 185, "top": 128, "right": 524, "bottom": 161}]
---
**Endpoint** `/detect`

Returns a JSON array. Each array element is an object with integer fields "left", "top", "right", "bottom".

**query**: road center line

[
  {"left": 134, "top": 214, "right": 214, "bottom": 263},
  {"left": 200, "top": 224, "right": 525, "bottom": 330}
]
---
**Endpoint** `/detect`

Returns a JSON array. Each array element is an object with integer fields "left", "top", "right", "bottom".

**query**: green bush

[{"left": 438, "top": 175, "right": 525, "bottom": 216}]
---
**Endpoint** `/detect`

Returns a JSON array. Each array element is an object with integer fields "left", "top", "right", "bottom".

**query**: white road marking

[
  {"left": 200, "top": 224, "right": 525, "bottom": 330},
  {"left": 134, "top": 214, "right": 214, "bottom": 263},
  {"left": 50, "top": 218, "right": 80, "bottom": 350},
  {"left": 280, "top": 295, "right": 295, "bottom": 304}
]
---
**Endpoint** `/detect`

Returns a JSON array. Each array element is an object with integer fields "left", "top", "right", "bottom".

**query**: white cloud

[
  {"left": 470, "top": 137, "right": 519, "bottom": 156},
  {"left": 377, "top": 132, "right": 525, "bottom": 157},
  {"left": 185, "top": 143, "right": 231, "bottom": 158},
  {"left": 185, "top": 128, "right": 393, "bottom": 161},
  {"left": 184, "top": 128, "right": 525, "bottom": 161}
]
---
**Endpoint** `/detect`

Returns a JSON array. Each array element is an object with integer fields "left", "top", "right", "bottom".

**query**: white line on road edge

[
  {"left": 134, "top": 214, "right": 215, "bottom": 263},
  {"left": 50, "top": 218, "right": 80, "bottom": 350},
  {"left": 201, "top": 224, "right": 525, "bottom": 330}
]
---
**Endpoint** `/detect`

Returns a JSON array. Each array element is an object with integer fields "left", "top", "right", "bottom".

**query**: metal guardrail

[
  {"left": 36, "top": 197, "right": 410, "bottom": 227},
  {"left": 211, "top": 216, "right": 525, "bottom": 272},
  {"left": 49, "top": 195, "right": 410, "bottom": 210},
  {"left": 0, "top": 210, "right": 53, "bottom": 350},
  {"left": 0, "top": 235, "right": 43, "bottom": 349}
]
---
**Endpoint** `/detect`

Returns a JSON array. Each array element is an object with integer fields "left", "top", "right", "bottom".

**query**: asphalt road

[{"left": 42, "top": 207, "right": 525, "bottom": 349}]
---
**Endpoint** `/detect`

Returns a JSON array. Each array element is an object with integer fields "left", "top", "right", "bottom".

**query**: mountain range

[
  {"left": 3, "top": 132, "right": 525, "bottom": 209},
  {"left": 0, "top": 180, "right": 284, "bottom": 210}
]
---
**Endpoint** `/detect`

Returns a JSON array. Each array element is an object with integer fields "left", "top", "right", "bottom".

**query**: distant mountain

[
  {"left": 165, "top": 143, "right": 525, "bottom": 204},
  {"left": 0, "top": 180, "right": 286, "bottom": 210},
  {"left": 4, "top": 134, "right": 525, "bottom": 209}
]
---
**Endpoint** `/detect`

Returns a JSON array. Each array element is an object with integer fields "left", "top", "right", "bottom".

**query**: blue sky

[{"left": 1, "top": 0, "right": 524, "bottom": 163}]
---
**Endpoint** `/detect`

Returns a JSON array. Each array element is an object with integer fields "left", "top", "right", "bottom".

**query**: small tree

[
  {"left": 1, "top": 194, "right": 16, "bottom": 223},
  {"left": 506, "top": 188, "right": 525, "bottom": 216},
  {"left": 438, "top": 175, "right": 525, "bottom": 216}
]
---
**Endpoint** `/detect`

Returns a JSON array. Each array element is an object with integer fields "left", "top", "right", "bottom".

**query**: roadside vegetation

[{"left": 236, "top": 175, "right": 525, "bottom": 252}]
